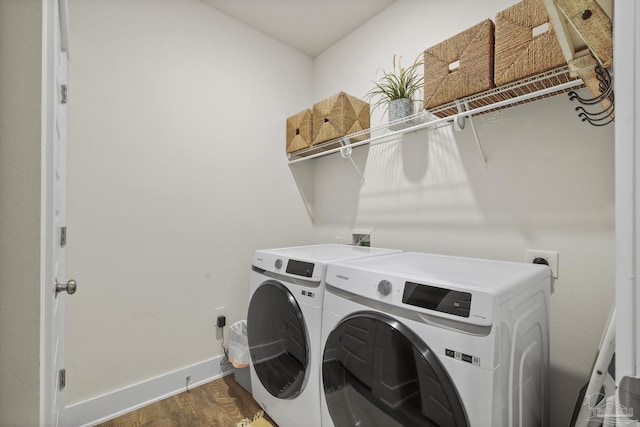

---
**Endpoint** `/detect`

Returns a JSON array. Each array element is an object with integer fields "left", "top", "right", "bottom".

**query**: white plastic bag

[{"left": 229, "top": 319, "right": 250, "bottom": 368}]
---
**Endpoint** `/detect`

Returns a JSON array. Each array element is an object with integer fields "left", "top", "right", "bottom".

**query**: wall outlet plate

[{"left": 525, "top": 250, "right": 559, "bottom": 279}]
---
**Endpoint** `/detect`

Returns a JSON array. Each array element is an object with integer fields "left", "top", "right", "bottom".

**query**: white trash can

[{"left": 229, "top": 319, "right": 251, "bottom": 393}]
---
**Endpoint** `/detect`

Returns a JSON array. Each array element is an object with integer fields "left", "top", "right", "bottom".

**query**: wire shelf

[{"left": 287, "top": 65, "right": 584, "bottom": 164}]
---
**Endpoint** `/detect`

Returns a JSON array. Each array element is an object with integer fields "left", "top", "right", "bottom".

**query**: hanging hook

[
  {"left": 580, "top": 115, "right": 614, "bottom": 127},
  {"left": 575, "top": 103, "right": 615, "bottom": 121},
  {"left": 568, "top": 83, "right": 612, "bottom": 105},
  {"left": 568, "top": 61, "right": 614, "bottom": 126},
  {"left": 568, "top": 63, "right": 613, "bottom": 106}
]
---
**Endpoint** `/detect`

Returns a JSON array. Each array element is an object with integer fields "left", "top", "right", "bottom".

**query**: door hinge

[
  {"left": 60, "top": 226, "right": 67, "bottom": 247},
  {"left": 59, "top": 84, "right": 68, "bottom": 104},
  {"left": 58, "top": 369, "right": 66, "bottom": 391}
]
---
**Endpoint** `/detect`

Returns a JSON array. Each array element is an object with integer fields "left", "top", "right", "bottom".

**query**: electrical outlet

[{"left": 525, "top": 250, "right": 559, "bottom": 279}]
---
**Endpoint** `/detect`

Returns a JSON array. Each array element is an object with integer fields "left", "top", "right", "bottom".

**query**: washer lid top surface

[{"left": 328, "top": 251, "right": 549, "bottom": 294}]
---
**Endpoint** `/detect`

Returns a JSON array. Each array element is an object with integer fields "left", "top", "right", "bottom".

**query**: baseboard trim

[{"left": 65, "top": 356, "right": 233, "bottom": 427}]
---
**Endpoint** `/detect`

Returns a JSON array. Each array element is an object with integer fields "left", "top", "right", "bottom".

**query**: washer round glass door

[
  {"left": 248, "top": 280, "right": 309, "bottom": 399},
  {"left": 322, "top": 311, "right": 469, "bottom": 427}
]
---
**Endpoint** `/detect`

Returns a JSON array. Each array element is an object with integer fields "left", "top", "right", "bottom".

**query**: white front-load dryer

[
  {"left": 320, "top": 251, "right": 550, "bottom": 427},
  {"left": 247, "top": 244, "right": 401, "bottom": 427}
]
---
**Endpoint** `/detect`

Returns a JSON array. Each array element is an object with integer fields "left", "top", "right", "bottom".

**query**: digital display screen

[
  {"left": 286, "top": 259, "right": 314, "bottom": 278},
  {"left": 402, "top": 281, "right": 471, "bottom": 318}
]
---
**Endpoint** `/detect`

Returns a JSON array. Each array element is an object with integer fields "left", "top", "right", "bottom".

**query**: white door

[
  {"left": 615, "top": 1, "right": 640, "bottom": 425},
  {"left": 43, "top": 0, "right": 72, "bottom": 425}
]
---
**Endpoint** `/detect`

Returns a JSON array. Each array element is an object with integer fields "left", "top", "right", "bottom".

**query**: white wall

[
  {"left": 66, "top": 0, "right": 615, "bottom": 425},
  {"left": 66, "top": 0, "right": 314, "bottom": 405},
  {"left": 0, "top": 0, "right": 43, "bottom": 425},
  {"left": 310, "top": 1, "right": 614, "bottom": 426}
]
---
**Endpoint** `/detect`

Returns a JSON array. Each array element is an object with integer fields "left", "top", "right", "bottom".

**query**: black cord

[{"left": 219, "top": 328, "right": 232, "bottom": 371}]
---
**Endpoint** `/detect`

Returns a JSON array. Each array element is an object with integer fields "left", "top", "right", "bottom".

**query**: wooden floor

[{"left": 94, "top": 375, "right": 276, "bottom": 427}]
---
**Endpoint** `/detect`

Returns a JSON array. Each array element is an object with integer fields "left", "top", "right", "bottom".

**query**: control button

[
  {"left": 446, "top": 349, "right": 455, "bottom": 358},
  {"left": 377, "top": 280, "right": 392, "bottom": 296},
  {"left": 275, "top": 259, "right": 283, "bottom": 269},
  {"left": 453, "top": 300, "right": 471, "bottom": 310}
]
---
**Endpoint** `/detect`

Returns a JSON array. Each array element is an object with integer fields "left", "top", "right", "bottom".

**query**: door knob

[{"left": 55, "top": 279, "right": 77, "bottom": 297}]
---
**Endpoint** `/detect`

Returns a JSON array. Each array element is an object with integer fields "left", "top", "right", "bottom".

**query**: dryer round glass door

[
  {"left": 248, "top": 280, "right": 309, "bottom": 399},
  {"left": 322, "top": 311, "right": 469, "bottom": 427}
]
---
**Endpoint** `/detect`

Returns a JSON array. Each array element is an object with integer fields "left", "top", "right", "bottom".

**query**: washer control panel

[{"left": 402, "top": 281, "right": 472, "bottom": 318}]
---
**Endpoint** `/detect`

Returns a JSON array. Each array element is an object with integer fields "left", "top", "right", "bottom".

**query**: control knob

[{"left": 377, "top": 280, "right": 392, "bottom": 296}]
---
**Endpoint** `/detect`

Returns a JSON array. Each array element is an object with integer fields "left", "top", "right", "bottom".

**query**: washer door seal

[{"left": 322, "top": 311, "right": 469, "bottom": 427}]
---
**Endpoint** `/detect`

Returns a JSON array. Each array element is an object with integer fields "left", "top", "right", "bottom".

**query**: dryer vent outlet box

[{"left": 352, "top": 230, "right": 373, "bottom": 247}]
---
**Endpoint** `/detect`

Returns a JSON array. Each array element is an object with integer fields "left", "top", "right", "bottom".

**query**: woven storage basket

[
  {"left": 423, "top": 19, "right": 495, "bottom": 110},
  {"left": 494, "top": 0, "right": 566, "bottom": 86},
  {"left": 286, "top": 109, "right": 313, "bottom": 154},
  {"left": 312, "top": 91, "right": 370, "bottom": 146}
]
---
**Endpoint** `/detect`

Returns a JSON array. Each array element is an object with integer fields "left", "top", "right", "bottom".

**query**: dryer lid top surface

[
  {"left": 257, "top": 243, "right": 400, "bottom": 263},
  {"left": 253, "top": 244, "right": 401, "bottom": 279}
]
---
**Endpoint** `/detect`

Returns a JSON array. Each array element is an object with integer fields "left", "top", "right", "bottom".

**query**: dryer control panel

[
  {"left": 252, "top": 250, "right": 323, "bottom": 282},
  {"left": 285, "top": 259, "right": 315, "bottom": 278}
]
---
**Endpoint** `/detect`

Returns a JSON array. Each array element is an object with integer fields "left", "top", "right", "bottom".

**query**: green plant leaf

[{"left": 365, "top": 53, "right": 424, "bottom": 114}]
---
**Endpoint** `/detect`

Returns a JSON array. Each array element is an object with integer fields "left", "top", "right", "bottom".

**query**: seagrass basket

[
  {"left": 423, "top": 19, "right": 495, "bottom": 110},
  {"left": 494, "top": 0, "right": 566, "bottom": 86},
  {"left": 312, "top": 91, "right": 370, "bottom": 146},
  {"left": 286, "top": 109, "right": 312, "bottom": 154}
]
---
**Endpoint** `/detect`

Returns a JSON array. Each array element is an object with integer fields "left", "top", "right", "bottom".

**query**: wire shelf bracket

[
  {"left": 454, "top": 100, "right": 488, "bottom": 169},
  {"left": 338, "top": 137, "right": 365, "bottom": 184}
]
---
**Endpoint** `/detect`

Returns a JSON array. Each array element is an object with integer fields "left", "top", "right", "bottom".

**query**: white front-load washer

[
  {"left": 320, "top": 251, "right": 550, "bottom": 427},
  {"left": 247, "top": 244, "right": 401, "bottom": 427}
]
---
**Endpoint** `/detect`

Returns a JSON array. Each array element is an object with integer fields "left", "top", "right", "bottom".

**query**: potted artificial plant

[{"left": 366, "top": 54, "right": 424, "bottom": 130}]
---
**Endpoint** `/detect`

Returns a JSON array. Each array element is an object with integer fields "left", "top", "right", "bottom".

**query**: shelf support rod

[
  {"left": 468, "top": 113, "right": 488, "bottom": 169},
  {"left": 454, "top": 101, "right": 488, "bottom": 169},
  {"left": 339, "top": 138, "right": 365, "bottom": 184}
]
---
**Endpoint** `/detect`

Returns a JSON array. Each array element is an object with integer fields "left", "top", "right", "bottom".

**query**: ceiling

[{"left": 200, "top": 0, "right": 397, "bottom": 58}]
